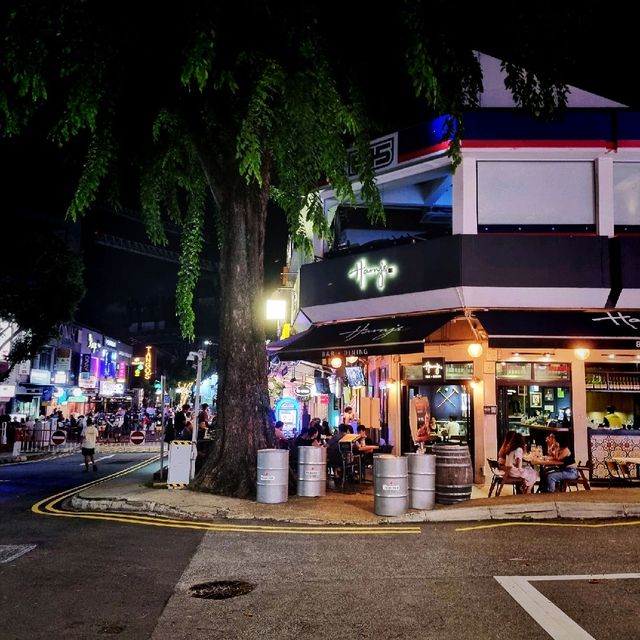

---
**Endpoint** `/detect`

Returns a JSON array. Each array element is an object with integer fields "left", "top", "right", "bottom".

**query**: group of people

[
  {"left": 415, "top": 415, "right": 462, "bottom": 447},
  {"left": 497, "top": 430, "right": 579, "bottom": 494},
  {"left": 165, "top": 403, "right": 212, "bottom": 442}
]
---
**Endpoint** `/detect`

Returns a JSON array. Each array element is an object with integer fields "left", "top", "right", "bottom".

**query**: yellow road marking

[
  {"left": 457, "top": 520, "right": 640, "bottom": 532},
  {"left": 32, "top": 457, "right": 420, "bottom": 536}
]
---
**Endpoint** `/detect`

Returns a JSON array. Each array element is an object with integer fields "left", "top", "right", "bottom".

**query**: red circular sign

[
  {"left": 130, "top": 430, "right": 145, "bottom": 444},
  {"left": 51, "top": 430, "right": 67, "bottom": 445}
]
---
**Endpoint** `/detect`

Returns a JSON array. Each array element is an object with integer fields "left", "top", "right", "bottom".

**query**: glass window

[
  {"left": 613, "top": 162, "right": 640, "bottom": 227},
  {"left": 533, "top": 363, "right": 570, "bottom": 381},
  {"left": 477, "top": 161, "right": 595, "bottom": 226},
  {"left": 496, "top": 362, "right": 532, "bottom": 380}
]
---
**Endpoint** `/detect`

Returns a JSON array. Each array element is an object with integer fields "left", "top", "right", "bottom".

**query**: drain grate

[{"left": 189, "top": 580, "right": 255, "bottom": 600}]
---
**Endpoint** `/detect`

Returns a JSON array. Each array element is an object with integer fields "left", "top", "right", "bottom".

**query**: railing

[{"left": 16, "top": 426, "right": 163, "bottom": 455}]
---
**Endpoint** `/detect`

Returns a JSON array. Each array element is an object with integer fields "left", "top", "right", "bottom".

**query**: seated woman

[
  {"left": 544, "top": 431, "right": 578, "bottom": 492},
  {"left": 497, "top": 431, "right": 516, "bottom": 469},
  {"left": 504, "top": 432, "right": 538, "bottom": 493}
]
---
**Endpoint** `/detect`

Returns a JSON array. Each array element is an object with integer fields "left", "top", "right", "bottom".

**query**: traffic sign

[
  {"left": 51, "top": 430, "right": 67, "bottom": 445},
  {"left": 130, "top": 430, "right": 145, "bottom": 445}
]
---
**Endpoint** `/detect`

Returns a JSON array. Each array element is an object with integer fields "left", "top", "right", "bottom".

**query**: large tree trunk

[{"left": 192, "top": 164, "right": 272, "bottom": 498}]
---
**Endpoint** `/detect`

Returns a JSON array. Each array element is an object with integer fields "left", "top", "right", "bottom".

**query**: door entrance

[{"left": 401, "top": 382, "right": 474, "bottom": 463}]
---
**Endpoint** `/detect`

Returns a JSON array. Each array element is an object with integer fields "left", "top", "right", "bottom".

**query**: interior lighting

[
  {"left": 470, "top": 376, "right": 482, "bottom": 391},
  {"left": 608, "top": 353, "right": 616, "bottom": 359},
  {"left": 574, "top": 347, "right": 590, "bottom": 361},
  {"left": 467, "top": 342, "right": 483, "bottom": 358},
  {"left": 330, "top": 356, "right": 342, "bottom": 369}
]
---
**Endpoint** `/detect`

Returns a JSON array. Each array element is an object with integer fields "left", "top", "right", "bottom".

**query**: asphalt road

[{"left": 1, "top": 455, "right": 639, "bottom": 640}]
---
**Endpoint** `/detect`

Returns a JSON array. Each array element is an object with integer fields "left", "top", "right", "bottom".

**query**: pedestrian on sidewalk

[{"left": 81, "top": 418, "right": 99, "bottom": 472}]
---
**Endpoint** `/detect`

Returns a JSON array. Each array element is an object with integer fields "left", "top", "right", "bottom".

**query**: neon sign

[
  {"left": 348, "top": 258, "right": 397, "bottom": 291},
  {"left": 144, "top": 345, "right": 153, "bottom": 380}
]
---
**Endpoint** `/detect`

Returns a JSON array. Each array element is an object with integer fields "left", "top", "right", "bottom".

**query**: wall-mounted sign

[
  {"left": 422, "top": 357, "right": 444, "bottom": 381},
  {"left": 53, "top": 371, "right": 68, "bottom": 384},
  {"left": 87, "top": 332, "right": 101, "bottom": 353},
  {"left": 0, "top": 384, "right": 16, "bottom": 398},
  {"left": 295, "top": 385, "right": 311, "bottom": 398},
  {"left": 100, "top": 380, "right": 125, "bottom": 396},
  {"left": 78, "top": 372, "right": 97, "bottom": 388},
  {"left": 484, "top": 405, "right": 497, "bottom": 415},
  {"left": 348, "top": 258, "right": 398, "bottom": 291},
  {"left": 144, "top": 345, "right": 153, "bottom": 381},
  {"left": 30, "top": 369, "right": 51, "bottom": 385},
  {"left": 80, "top": 353, "right": 91, "bottom": 373},
  {"left": 104, "top": 337, "right": 117, "bottom": 348},
  {"left": 347, "top": 132, "right": 398, "bottom": 177}
]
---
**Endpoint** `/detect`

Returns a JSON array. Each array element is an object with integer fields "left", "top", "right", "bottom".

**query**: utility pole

[{"left": 159, "top": 374, "right": 166, "bottom": 479}]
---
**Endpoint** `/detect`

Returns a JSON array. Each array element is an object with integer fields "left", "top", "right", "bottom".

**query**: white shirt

[{"left": 81, "top": 425, "right": 99, "bottom": 448}]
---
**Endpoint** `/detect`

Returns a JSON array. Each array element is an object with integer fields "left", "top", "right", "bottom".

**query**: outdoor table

[{"left": 613, "top": 456, "right": 640, "bottom": 478}]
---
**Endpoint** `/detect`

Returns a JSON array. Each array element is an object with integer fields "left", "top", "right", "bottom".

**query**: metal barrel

[
  {"left": 297, "top": 446, "right": 327, "bottom": 497},
  {"left": 406, "top": 452, "right": 436, "bottom": 510},
  {"left": 373, "top": 454, "right": 409, "bottom": 516},
  {"left": 434, "top": 443, "right": 473, "bottom": 504},
  {"left": 256, "top": 449, "right": 289, "bottom": 504}
]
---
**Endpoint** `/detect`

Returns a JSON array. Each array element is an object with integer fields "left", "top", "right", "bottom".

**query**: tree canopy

[
  {"left": 1, "top": 1, "right": 575, "bottom": 496},
  {"left": 0, "top": 233, "right": 85, "bottom": 380}
]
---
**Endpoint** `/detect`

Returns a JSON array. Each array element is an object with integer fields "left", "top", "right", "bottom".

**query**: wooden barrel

[{"left": 434, "top": 443, "right": 473, "bottom": 504}]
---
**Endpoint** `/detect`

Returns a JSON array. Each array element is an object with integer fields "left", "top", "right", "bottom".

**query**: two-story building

[{"left": 269, "top": 53, "right": 640, "bottom": 484}]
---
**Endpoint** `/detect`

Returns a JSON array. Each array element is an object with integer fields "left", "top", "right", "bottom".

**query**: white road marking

[
  {"left": 78, "top": 454, "right": 115, "bottom": 466},
  {"left": 495, "top": 573, "right": 640, "bottom": 640},
  {"left": 0, "top": 544, "right": 37, "bottom": 563}
]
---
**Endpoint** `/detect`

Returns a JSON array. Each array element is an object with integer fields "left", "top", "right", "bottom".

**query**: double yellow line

[{"left": 32, "top": 457, "right": 420, "bottom": 536}]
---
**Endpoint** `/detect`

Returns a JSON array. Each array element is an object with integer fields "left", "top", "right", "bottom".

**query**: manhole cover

[{"left": 189, "top": 580, "right": 255, "bottom": 600}]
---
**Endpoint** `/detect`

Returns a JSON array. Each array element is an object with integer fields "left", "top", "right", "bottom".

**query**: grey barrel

[
  {"left": 406, "top": 453, "right": 436, "bottom": 510},
  {"left": 373, "top": 454, "right": 409, "bottom": 516},
  {"left": 434, "top": 443, "right": 473, "bottom": 504},
  {"left": 256, "top": 449, "right": 289, "bottom": 504},
  {"left": 297, "top": 446, "right": 327, "bottom": 497}
]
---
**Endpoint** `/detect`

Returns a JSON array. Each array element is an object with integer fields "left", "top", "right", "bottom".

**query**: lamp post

[{"left": 190, "top": 348, "right": 206, "bottom": 480}]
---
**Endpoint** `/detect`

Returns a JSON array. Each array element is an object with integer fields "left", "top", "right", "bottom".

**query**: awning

[
  {"left": 477, "top": 310, "right": 640, "bottom": 349},
  {"left": 268, "top": 313, "right": 455, "bottom": 363}
]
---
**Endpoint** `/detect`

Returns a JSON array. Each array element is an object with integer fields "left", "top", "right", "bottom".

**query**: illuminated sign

[
  {"left": 347, "top": 132, "right": 397, "bottom": 177},
  {"left": 422, "top": 357, "right": 445, "bottom": 381},
  {"left": 348, "top": 258, "right": 397, "bottom": 291},
  {"left": 53, "top": 371, "right": 68, "bottom": 384},
  {"left": 104, "top": 337, "right": 117, "bottom": 348},
  {"left": 29, "top": 369, "right": 51, "bottom": 385},
  {"left": 87, "top": 332, "right": 101, "bottom": 352},
  {"left": 0, "top": 384, "right": 16, "bottom": 398},
  {"left": 592, "top": 311, "right": 640, "bottom": 330},
  {"left": 144, "top": 346, "right": 153, "bottom": 380}
]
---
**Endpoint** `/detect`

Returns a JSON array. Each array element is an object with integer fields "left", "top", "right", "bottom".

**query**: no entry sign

[
  {"left": 130, "top": 430, "right": 145, "bottom": 445},
  {"left": 51, "top": 430, "right": 67, "bottom": 445}
]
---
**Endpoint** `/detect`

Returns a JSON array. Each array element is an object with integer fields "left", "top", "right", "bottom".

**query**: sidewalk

[{"left": 70, "top": 467, "right": 640, "bottom": 525}]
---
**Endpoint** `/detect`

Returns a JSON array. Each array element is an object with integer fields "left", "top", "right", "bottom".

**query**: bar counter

[{"left": 588, "top": 428, "right": 640, "bottom": 480}]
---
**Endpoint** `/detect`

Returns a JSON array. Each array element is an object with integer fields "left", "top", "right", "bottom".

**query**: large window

[
  {"left": 477, "top": 161, "right": 595, "bottom": 231},
  {"left": 614, "top": 162, "right": 640, "bottom": 230}
]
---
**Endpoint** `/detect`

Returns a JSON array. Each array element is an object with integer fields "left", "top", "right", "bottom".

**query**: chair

[
  {"left": 338, "top": 443, "right": 361, "bottom": 490},
  {"left": 618, "top": 462, "right": 640, "bottom": 486},
  {"left": 487, "top": 458, "right": 527, "bottom": 497},
  {"left": 605, "top": 460, "right": 627, "bottom": 488},
  {"left": 561, "top": 461, "right": 591, "bottom": 491}
]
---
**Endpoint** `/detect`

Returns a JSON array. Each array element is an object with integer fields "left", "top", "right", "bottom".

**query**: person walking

[{"left": 81, "top": 418, "right": 100, "bottom": 472}]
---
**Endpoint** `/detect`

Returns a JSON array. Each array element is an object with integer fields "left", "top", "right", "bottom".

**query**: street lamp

[{"left": 266, "top": 298, "right": 287, "bottom": 339}]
